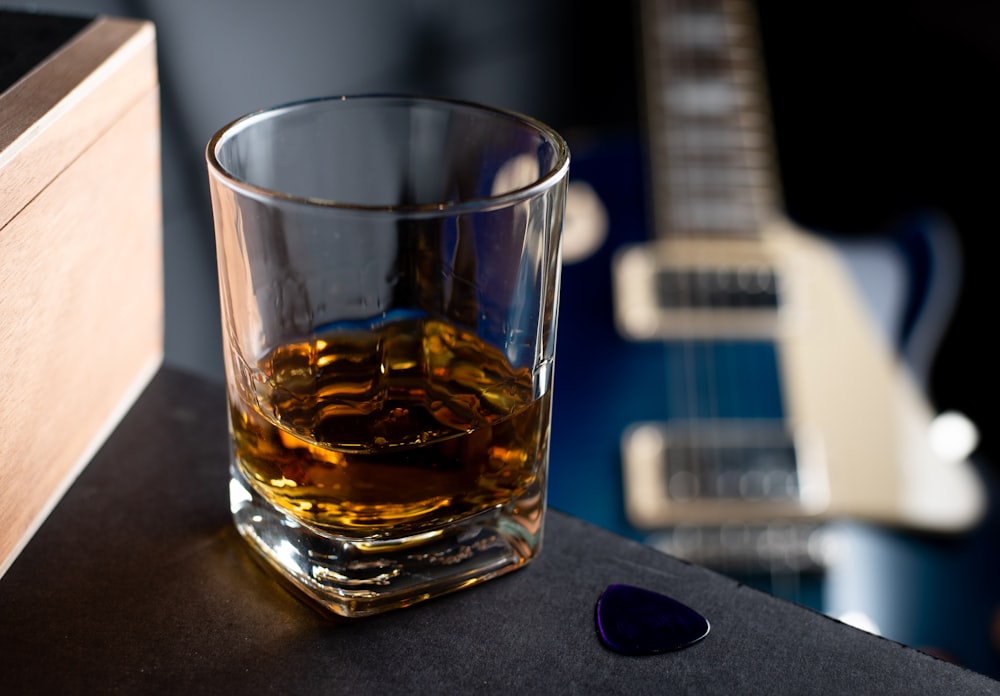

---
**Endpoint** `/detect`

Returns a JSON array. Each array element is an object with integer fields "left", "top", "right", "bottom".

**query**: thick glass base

[{"left": 229, "top": 462, "right": 545, "bottom": 617}]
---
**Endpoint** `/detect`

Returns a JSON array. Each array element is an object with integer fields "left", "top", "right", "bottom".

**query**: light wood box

[{"left": 0, "top": 14, "right": 163, "bottom": 575}]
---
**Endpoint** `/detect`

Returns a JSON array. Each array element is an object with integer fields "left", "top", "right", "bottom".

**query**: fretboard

[{"left": 639, "top": 0, "right": 780, "bottom": 240}]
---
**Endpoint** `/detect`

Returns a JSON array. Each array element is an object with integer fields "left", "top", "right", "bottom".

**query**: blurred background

[{"left": 5, "top": 0, "right": 998, "bottom": 678}]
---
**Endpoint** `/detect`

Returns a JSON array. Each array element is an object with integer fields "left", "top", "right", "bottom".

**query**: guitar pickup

[
  {"left": 613, "top": 238, "right": 791, "bottom": 341},
  {"left": 657, "top": 268, "right": 779, "bottom": 310},
  {"left": 622, "top": 421, "right": 829, "bottom": 528},
  {"left": 660, "top": 426, "right": 798, "bottom": 501}
]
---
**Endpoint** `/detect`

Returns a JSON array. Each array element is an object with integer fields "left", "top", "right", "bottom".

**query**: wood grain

[{"left": 0, "top": 17, "right": 163, "bottom": 575}]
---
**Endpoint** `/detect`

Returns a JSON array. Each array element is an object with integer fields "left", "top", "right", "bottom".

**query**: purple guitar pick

[{"left": 596, "top": 584, "right": 710, "bottom": 655}]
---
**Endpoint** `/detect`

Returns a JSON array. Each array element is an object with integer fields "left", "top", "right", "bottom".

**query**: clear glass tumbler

[{"left": 206, "top": 95, "right": 569, "bottom": 617}]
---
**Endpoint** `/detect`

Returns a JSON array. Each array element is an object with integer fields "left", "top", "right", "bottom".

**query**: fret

[
  {"left": 657, "top": 8, "right": 729, "bottom": 49},
  {"left": 664, "top": 79, "right": 742, "bottom": 118},
  {"left": 659, "top": 123, "right": 763, "bottom": 156},
  {"left": 641, "top": 0, "right": 780, "bottom": 239},
  {"left": 654, "top": 114, "right": 769, "bottom": 167},
  {"left": 657, "top": 49, "right": 743, "bottom": 81},
  {"left": 666, "top": 168, "right": 763, "bottom": 204},
  {"left": 666, "top": 199, "right": 758, "bottom": 236},
  {"left": 665, "top": 162, "right": 764, "bottom": 190}
]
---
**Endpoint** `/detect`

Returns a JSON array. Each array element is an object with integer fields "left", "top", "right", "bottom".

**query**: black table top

[{"left": 2, "top": 366, "right": 998, "bottom": 695}]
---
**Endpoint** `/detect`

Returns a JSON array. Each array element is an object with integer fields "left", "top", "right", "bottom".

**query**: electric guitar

[{"left": 548, "top": 0, "right": 985, "bottom": 573}]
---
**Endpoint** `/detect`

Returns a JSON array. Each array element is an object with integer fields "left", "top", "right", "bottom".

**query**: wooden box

[{"left": 0, "top": 12, "right": 163, "bottom": 575}]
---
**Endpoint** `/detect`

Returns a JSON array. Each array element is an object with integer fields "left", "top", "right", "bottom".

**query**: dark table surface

[{"left": 2, "top": 366, "right": 998, "bottom": 695}]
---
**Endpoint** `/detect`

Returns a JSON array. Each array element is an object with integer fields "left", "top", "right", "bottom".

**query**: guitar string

[
  {"left": 650, "top": 0, "right": 689, "bottom": 551},
  {"left": 651, "top": 0, "right": 805, "bottom": 600},
  {"left": 652, "top": 0, "right": 713, "bottom": 563},
  {"left": 692, "top": 0, "right": 725, "bottom": 576},
  {"left": 666, "top": 0, "right": 719, "bottom": 520},
  {"left": 664, "top": 0, "right": 707, "bottom": 492}
]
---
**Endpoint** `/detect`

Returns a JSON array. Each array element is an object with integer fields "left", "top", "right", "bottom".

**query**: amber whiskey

[{"left": 228, "top": 316, "right": 550, "bottom": 538}]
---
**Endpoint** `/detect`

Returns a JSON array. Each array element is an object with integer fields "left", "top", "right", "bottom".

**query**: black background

[{"left": 759, "top": 1, "right": 999, "bottom": 471}]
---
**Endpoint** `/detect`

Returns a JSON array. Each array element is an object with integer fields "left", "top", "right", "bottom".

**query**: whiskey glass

[{"left": 206, "top": 95, "right": 569, "bottom": 617}]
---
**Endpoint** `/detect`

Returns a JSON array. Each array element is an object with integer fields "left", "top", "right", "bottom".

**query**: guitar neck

[{"left": 639, "top": 0, "right": 782, "bottom": 240}]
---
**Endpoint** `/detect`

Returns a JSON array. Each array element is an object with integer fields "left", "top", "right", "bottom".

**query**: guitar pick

[{"left": 596, "top": 584, "right": 710, "bottom": 655}]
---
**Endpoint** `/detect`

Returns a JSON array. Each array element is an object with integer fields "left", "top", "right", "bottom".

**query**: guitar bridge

[
  {"left": 622, "top": 421, "right": 829, "bottom": 528},
  {"left": 644, "top": 522, "right": 832, "bottom": 574}
]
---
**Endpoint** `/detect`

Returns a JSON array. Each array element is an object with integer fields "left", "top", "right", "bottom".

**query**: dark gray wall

[{"left": 11, "top": 0, "right": 634, "bottom": 379}]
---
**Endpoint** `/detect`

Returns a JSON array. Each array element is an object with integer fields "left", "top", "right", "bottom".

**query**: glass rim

[{"left": 205, "top": 93, "right": 571, "bottom": 217}]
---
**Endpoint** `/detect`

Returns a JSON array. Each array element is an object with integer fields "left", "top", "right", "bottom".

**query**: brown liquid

[{"left": 229, "top": 317, "right": 549, "bottom": 537}]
